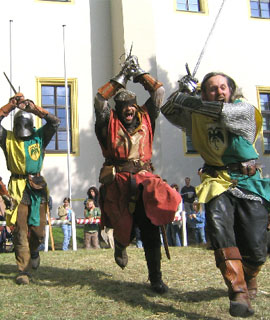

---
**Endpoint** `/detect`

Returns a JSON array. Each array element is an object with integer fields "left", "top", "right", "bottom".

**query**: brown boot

[
  {"left": 215, "top": 247, "right": 254, "bottom": 318},
  {"left": 114, "top": 240, "right": 128, "bottom": 269},
  {"left": 16, "top": 272, "right": 31, "bottom": 285},
  {"left": 243, "top": 262, "right": 262, "bottom": 300}
]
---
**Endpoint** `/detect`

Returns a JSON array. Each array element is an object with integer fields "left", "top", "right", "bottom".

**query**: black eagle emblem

[{"left": 208, "top": 127, "right": 224, "bottom": 150}]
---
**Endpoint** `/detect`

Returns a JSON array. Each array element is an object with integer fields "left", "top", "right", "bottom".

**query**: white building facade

[{"left": 0, "top": 0, "right": 269, "bottom": 216}]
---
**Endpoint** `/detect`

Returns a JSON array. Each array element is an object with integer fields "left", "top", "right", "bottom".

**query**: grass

[{"left": 0, "top": 245, "right": 269, "bottom": 320}]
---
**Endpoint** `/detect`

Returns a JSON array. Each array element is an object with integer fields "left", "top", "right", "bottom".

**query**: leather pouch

[
  {"left": 99, "top": 165, "right": 116, "bottom": 185},
  {"left": 28, "top": 175, "right": 47, "bottom": 190}
]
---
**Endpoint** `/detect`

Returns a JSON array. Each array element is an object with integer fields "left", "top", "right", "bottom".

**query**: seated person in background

[{"left": 84, "top": 199, "right": 101, "bottom": 249}]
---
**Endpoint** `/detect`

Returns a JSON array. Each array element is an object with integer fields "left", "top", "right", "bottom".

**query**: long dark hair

[
  {"left": 63, "top": 197, "right": 70, "bottom": 203},
  {"left": 170, "top": 183, "right": 179, "bottom": 192},
  {"left": 86, "top": 186, "right": 99, "bottom": 207}
]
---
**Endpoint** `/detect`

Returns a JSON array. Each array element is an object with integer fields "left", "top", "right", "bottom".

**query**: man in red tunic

[{"left": 94, "top": 55, "right": 181, "bottom": 294}]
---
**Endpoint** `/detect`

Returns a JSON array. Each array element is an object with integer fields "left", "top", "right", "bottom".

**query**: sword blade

[
  {"left": 192, "top": 0, "right": 227, "bottom": 77},
  {"left": 3, "top": 72, "right": 17, "bottom": 95}
]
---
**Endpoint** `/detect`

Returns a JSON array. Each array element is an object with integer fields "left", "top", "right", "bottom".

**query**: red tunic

[{"left": 99, "top": 108, "right": 181, "bottom": 246}]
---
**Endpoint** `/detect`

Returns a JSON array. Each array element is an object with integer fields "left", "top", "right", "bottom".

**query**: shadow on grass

[{"left": 0, "top": 263, "right": 224, "bottom": 320}]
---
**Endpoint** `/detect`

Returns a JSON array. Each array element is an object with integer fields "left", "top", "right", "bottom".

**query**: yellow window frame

[
  {"left": 175, "top": 0, "right": 209, "bottom": 15},
  {"left": 35, "top": 77, "right": 79, "bottom": 156},
  {"left": 256, "top": 86, "right": 270, "bottom": 155}
]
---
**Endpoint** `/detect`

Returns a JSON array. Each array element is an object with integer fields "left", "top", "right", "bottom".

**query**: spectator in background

[
  {"left": 84, "top": 199, "right": 101, "bottom": 249},
  {"left": 181, "top": 177, "right": 196, "bottom": 214},
  {"left": 84, "top": 186, "right": 99, "bottom": 208},
  {"left": 166, "top": 184, "right": 182, "bottom": 247},
  {"left": 181, "top": 177, "right": 197, "bottom": 245},
  {"left": 188, "top": 200, "right": 207, "bottom": 245},
  {"left": 48, "top": 196, "right": 53, "bottom": 214},
  {"left": 58, "top": 197, "right": 73, "bottom": 251},
  {"left": 135, "top": 225, "right": 143, "bottom": 248}
]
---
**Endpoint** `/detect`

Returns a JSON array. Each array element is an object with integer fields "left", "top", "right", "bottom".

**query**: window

[
  {"left": 40, "top": 0, "right": 71, "bottom": 2},
  {"left": 36, "top": 78, "right": 78, "bottom": 154},
  {"left": 250, "top": 0, "right": 270, "bottom": 18},
  {"left": 37, "top": 0, "right": 74, "bottom": 4},
  {"left": 176, "top": 0, "right": 200, "bottom": 12},
  {"left": 258, "top": 89, "right": 270, "bottom": 153},
  {"left": 185, "top": 133, "right": 197, "bottom": 154}
]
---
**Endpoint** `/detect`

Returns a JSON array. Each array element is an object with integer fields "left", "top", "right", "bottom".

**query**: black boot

[
  {"left": 114, "top": 239, "right": 128, "bottom": 269},
  {"left": 144, "top": 246, "right": 168, "bottom": 294},
  {"left": 30, "top": 250, "right": 40, "bottom": 270}
]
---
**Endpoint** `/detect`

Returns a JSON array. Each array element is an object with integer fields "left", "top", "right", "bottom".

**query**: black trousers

[
  {"left": 205, "top": 191, "right": 268, "bottom": 266},
  {"left": 133, "top": 193, "right": 161, "bottom": 250},
  {"left": 133, "top": 193, "right": 162, "bottom": 282}
]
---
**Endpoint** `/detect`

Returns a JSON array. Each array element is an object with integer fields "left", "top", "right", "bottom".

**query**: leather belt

[
  {"left": 105, "top": 159, "right": 152, "bottom": 174},
  {"left": 203, "top": 160, "right": 258, "bottom": 178},
  {"left": 11, "top": 173, "right": 40, "bottom": 179}
]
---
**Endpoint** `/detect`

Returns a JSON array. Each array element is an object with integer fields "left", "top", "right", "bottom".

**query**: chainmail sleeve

[{"left": 221, "top": 101, "right": 257, "bottom": 144}]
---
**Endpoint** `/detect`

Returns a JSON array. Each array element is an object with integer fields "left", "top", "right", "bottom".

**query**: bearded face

[{"left": 120, "top": 104, "right": 137, "bottom": 125}]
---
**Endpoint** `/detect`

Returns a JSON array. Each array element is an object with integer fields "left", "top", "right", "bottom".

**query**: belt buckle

[
  {"left": 133, "top": 159, "right": 140, "bottom": 167},
  {"left": 240, "top": 160, "right": 256, "bottom": 176}
]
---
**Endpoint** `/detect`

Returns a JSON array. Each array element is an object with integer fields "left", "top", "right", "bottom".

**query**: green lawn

[{"left": 0, "top": 246, "right": 269, "bottom": 320}]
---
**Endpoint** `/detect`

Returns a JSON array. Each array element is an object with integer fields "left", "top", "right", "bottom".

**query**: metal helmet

[
  {"left": 114, "top": 89, "right": 137, "bottom": 113},
  {"left": 13, "top": 110, "right": 34, "bottom": 139}
]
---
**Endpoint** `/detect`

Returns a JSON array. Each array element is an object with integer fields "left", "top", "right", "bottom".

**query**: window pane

[
  {"left": 177, "top": 0, "right": 187, "bottom": 10},
  {"left": 42, "top": 95, "right": 54, "bottom": 105},
  {"left": 57, "top": 96, "right": 66, "bottom": 106},
  {"left": 42, "top": 86, "right": 54, "bottom": 95},
  {"left": 189, "top": 0, "right": 200, "bottom": 11},
  {"left": 58, "top": 131, "right": 72, "bottom": 150},
  {"left": 189, "top": 4, "right": 199, "bottom": 12},
  {"left": 262, "top": 116, "right": 270, "bottom": 130},
  {"left": 57, "top": 108, "right": 71, "bottom": 129},
  {"left": 264, "top": 134, "right": 270, "bottom": 152},
  {"left": 57, "top": 86, "right": 67, "bottom": 96},
  {"left": 261, "top": 9, "right": 270, "bottom": 18},
  {"left": 186, "top": 134, "right": 197, "bottom": 153},
  {"left": 260, "top": 93, "right": 270, "bottom": 110},
  {"left": 57, "top": 87, "right": 70, "bottom": 106},
  {"left": 58, "top": 131, "right": 67, "bottom": 142},
  {"left": 58, "top": 141, "right": 68, "bottom": 150},
  {"left": 45, "top": 107, "right": 55, "bottom": 115},
  {"left": 250, "top": 1, "right": 260, "bottom": 16},
  {"left": 42, "top": 86, "right": 54, "bottom": 105},
  {"left": 46, "top": 139, "right": 56, "bottom": 150}
]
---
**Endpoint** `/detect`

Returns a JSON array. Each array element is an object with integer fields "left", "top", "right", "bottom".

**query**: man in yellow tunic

[
  {"left": 161, "top": 72, "right": 270, "bottom": 318},
  {"left": 0, "top": 93, "right": 60, "bottom": 284}
]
